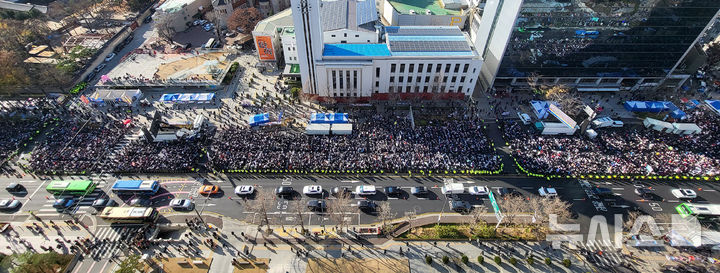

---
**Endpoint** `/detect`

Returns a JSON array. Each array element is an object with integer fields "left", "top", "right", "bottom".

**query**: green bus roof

[{"left": 47, "top": 180, "right": 93, "bottom": 191}]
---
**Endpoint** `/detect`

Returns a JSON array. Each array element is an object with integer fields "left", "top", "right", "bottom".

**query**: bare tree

[
  {"left": 541, "top": 85, "right": 584, "bottom": 116},
  {"left": 469, "top": 205, "right": 488, "bottom": 235},
  {"left": 377, "top": 202, "right": 396, "bottom": 235},
  {"left": 328, "top": 191, "right": 353, "bottom": 234},
  {"left": 291, "top": 200, "right": 307, "bottom": 234},
  {"left": 156, "top": 15, "right": 176, "bottom": 44},
  {"left": 497, "top": 195, "right": 527, "bottom": 226},
  {"left": 247, "top": 188, "right": 274, "bottom": 233},
  {"left": 226, "top": 7, "right": 264, "bottom": 33},
  {"left": 526, "top": 72, "right": 542, "bottom": 92}
]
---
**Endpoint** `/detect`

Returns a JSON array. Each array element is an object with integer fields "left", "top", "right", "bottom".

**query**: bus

[
  {"left": 98, "top": 207, "right": 159, "bottom": 224},
  {"left": 676, "top": 203, "right": 720, "bottom": 220},
  {"left": 46, "top": 180, "right": 97, "bottom": 195},
  {"left": 203, "top": 38, "right": 216, "bottom": 49},
  {"left": 111, "top": 180, "right": 160, "bottom": 196}
]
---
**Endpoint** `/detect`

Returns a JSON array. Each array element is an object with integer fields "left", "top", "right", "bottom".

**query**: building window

[
  {"left": 409, "top": 64, "right": 414, "bottom": 72},
  {"left": 353, "top": 92, "right": 357, "bottom": 96},
  {"left": 414, "top": 86, "right": 419, "bottom": 92},
  {"left": 416, "top": 76, "right": 421, "bottom": 82},
  {"left": 353, "top": 71, "right": 357, "bottom": 89},
  {"left": 418, "top": 64, "right": 424, "bottom": 72},
  {"left": 423, "top": 86, "right": 428, "bottom": 92},
  {"left": 445, "top": 65, "right": 450, "bottom": 73},
  {"left": 473, "top": 68, "right": 476, "bottom": 73},
  {"left": 463, "top": 64, "right": 469, "bottom": 73},
  {"left": 331, "top": 34, "right": 336, "bottom": 37},
  {"left": 454, "top": 64, "right": 459, "bottom": 73},
  {"left": 355, "top": 34, "right": 359, "bottom": 37},
  {"left": 334, "top": 93, "right": 337, "bottom": 96},
  {"left": 408, "top": 77, "right": 412, "bottom": 83},
  {"left": 436, "top": 65, "right": 441, "bottom": 73},
  {"left": 390, "top": 76, "right": 394, "bottom": 82},
  {"left": 367, "top": 40, "right": 370, "bottom": 42},
  {"left": 405, "top": 86, "right": 411, "bottom": 92},
  {"left": 460, "top": 76, "right": 465, "bottom": 82},
  {"left": 389, "top": 86, "right": 394, "bottom": 92},
  {"left": 425, "top": 76, "right": 430, "bottom": 83},
  {"left": 376, "top": 67, "right": 380, "bottom": 77},
  {"left": 391, "top": 64, "right": 396, "bottom": 73},
  {"left": 341, "top": 40, "right": 347, "bottom": 43},
  {"left": 443, "top": 76, "right": 448, "bottom": 82},
  {"left": 451, "top": 76, "right": 456, "bottom": 82},
  {"left": 427, "top": 64, "right": 432, "bottom": 73},
  {"left": 332, "top": 71, "right": 337, "bottom": 89},
  {"left": 399, "top": 76, "right": 404, "bottom": 82},
  {"left": 459, "top": 87, "right": 463, "bottom": 93},
  {"left": 400, "top": 64, "right": 405, "bottom": 73},
  {"left": 344, "top": 33, "right": 347, "bottom": 37},
  {"left": 375, "top": 81, "right": 379, "bottom": 87},
  {"left": 339, "top": 72, "right": 344, "bottom": 89}
]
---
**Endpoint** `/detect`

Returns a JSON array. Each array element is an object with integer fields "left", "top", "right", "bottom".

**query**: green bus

[
  {"left": 676, "top": 203, "right": 720, "bottom": 220},
  {"left": 46, "top": 180, "right": 97, "bottom": 195}
]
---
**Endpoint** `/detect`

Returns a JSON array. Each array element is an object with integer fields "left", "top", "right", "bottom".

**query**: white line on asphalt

[
  {"left": 572, "top": 198, "right": 585, "bottom": 201},
  {"left": 387, "top": 198, "right": 398, "bottom": 200},
  {"left": 27, "top": 181, "right": 46, "bottom": 201},
  {"left": 612, "top": 188, "right": 624, "bottom": 190},
  {"left": 667, "top": 200, "right": 680, "bottom": 203},
  {"left": 521, "top": 187, "right": 534, "bottom": 189},
  {"left": 34, "top": 213, "right": 60, "bottom": 217},
  {"left": 704, "top": 190, "right": 717, "bottom": 192},
  {"left": 19, "top": 181, "right": 36, "bottom": 183}
]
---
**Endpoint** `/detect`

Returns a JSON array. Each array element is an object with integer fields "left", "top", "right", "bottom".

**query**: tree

[
  {"left": 156, "top": 15, "right": 176, "bottom": 44},
  {"left": 469, "top": 205, "right": 488, "bottom": 235},
  {"left": 526, "top": 196, "right": 572, "bottom": 238},
  {"left": 540, "top": 85, "right": 584, "bottom": 117},
  {"left": 328, "top": 189, "right": 353, "bottom": 233},
  {"left": 497, "top": 195, "right": 526, "bottom": 226},
  {"left": 227, "top": 7, "right": 263, "bottom": 34},
  {"left": 0, "top": 50, "right": 29, "bottom": 95},
  {"left": 248, "top": 188, "right": 275, "bottom": 233},
  {"left": 115, "top": 254, "right": 142, "bottom": 273},
  {"left": 377, "top": 201, "right": 396, "bottom": 235},
  {"left": 291, "top": 200, "right": 307, "bottom": 234}
]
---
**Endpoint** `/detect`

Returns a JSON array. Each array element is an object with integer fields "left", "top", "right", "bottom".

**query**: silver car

[
  {"left": 0, "top": 199, "right": 20, "bottom": 210},
  {"left": 169, "top": 199, "right": 193, "bottom": 210}
]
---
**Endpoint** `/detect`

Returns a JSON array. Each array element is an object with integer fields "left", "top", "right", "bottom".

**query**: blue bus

[{"left": 111, "top": 180, "right": 160, "bottom": 196}]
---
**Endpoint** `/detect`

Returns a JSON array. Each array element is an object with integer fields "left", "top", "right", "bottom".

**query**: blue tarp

[
  {"left": 624, "top": 101, "right": 677, "bottom": 113},
  {"left": 706, "top": 100, "right": 720, "bottom": 116},
  {"left": 309, "top": 113, "right": 349, "bottom": 124},
  {"left": 248, "top": 113, "right": 270, "bottom": 126},
  {"left": 159, "top": 93, "right": 215, "bottom": 103},
  {"left": 671, "top": 109, "right": 686, "bottom": 119},
  {"left": 530, "top": 101, "right": 554, "bottom": 119}
]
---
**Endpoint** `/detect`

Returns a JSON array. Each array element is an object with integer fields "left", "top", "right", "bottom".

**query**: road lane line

[
  {"left": 612, "top": 188, "right": 624, "bottom": 190},
  {"left": 27, "top": 181, "right": 46, "bottom": 201},
  {"left": 704, "top": 190, "right": 717, "bottom": 192}
]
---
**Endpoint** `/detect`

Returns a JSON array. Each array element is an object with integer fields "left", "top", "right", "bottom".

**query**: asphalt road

[{"left": 0, "top": 174, "right": 718, "bottom": 235}]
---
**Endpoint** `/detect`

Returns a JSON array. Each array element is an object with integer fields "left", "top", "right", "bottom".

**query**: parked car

[
  {"left": 307, "top": 200, "right": 327, "bottom": 212},
  {"left": 384, "top": 186, "right": 401, "bottom": 197},
  {"left": 84, "top": 71, "right": 97, "bottom": 82},
  {"left": 275, "top": 186, "right": 293, "bottom": 197},
  {"left": 634, "top": 187, "right": 653, "bottom": 198},
  {"left": 593, "top": 187, "right": 614, "bottom": 197},
  {"left": 303, "top": 185, "right": 322, "bottom": 195},
  {"left": 357, "top": 200, "right": 376, "bottom": 212},
  {"left": 496, "top": 187, "right": 521, "bottom": 197},
  {"left": 198, "top": 185, "right": 219, "bottom": 195},
  {"left": 0, "top": 199, "right": 20, "bottom": 210},
  {"left": 104, "top": 53, "right": 116, "bottom": 62},
  {"left": 234, "top": 185, "right": 255, "bottom": 195},
  {"left": 91, "top": 198, "right": 117, "bottom": 209},
  {"left": 355, "top": 185, "right": 376, "bottom": 196},
  {"left": 53, "top": 198, "right": 75, "bottom": 210},
  {"left": 143, "top": 16, "right": 152, "bottom": 23},
  {"left": 671, "top": 189, "right": 697, "bottom": 199},
  {"left": 5, "top": 183, "right": 24, "bottom": 194},
  {"left": 94, "top": 63, "right": 106, "bottom": 73},
  {"left": 450, "top": 200, "right": 471, "bottom": 213},
  {"left": 411, "top": 186, "right": 428, "bottom": 196},
  {"left": 538, "top": 187, "right": 558, "bottom": 198},
  {"left": 129, "top": 197, "right": 151, "bottom": 207},
  {"left": 468, "top": 186, "right": 489, "bottom": 195},
  {"left": 169, "top": 199, "right": 194, "bottom": 210}
]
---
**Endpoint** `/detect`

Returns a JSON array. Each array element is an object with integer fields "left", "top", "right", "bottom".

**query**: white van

[{"left": 355, "top": 185, "right": 376, "bottom": 195}]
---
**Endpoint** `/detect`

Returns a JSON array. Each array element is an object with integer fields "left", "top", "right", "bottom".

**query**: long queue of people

[
  {"left": 503, "top": 109, "right": 720, "bottom": 177},
  {"left": 208, "top": 115, "right": 500, "bottom": 173}
]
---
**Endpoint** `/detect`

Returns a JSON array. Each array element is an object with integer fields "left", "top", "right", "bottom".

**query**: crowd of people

[
  {"left": 504, "top": 109, "right": 720, "bottom": 177},
  {"left": 208, "top": 113, "right": 499, "bottom": 172},
  {"left": 29, "top": 117, "right": 129, "bottom": 174},
  {"left": 111, "top": 139, "right": 203, "bottom": 173}
]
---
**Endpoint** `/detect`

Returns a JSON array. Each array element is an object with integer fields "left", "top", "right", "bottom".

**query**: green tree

[
  {"left": 115, "top": 254, "right": 142, "bottom": 273},
  {"left": 442, "top": 255, "right": 449, "bottom": 264},
  {"left": 544, "top": 257, "right": 552, "bottom": 266},
  {"left": 477, "top": 256, "right": 484, "bottom": 264},
  {"left": 562, "top": 258, "right": 571, "bottom": 268},
  {"left": 461, "top": 255, "right": 468, "bottom": 265},
  {"left": 425, "top": 255, "right": 432, "bottom": 265},
  {"left": 494, "top": 256, "right": 501, "bottom": 265}
]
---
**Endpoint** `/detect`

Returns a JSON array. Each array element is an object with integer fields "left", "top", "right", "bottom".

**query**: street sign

[{"left": 488, "top": 191, "right": 503, "bottom": 224}]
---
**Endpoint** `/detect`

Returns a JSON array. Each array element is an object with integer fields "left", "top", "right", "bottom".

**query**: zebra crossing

[
  {"left": 88, "top": 226, "right": 141, "bottom": 259},
  {"left": 35, "top": 183, "right": 108, "bottom": 216},
  {"left": 577, "top": 239, "right": 625, "bottom": 269}
]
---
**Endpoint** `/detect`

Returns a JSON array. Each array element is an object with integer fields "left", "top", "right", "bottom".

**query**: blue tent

[
  {"left": 624, "top": 101, "right": 676, "bottom": 113},
  {"left": 310, "top": 113, "right": 349, "bottom": 124},
  {"left": 530, "top": 101, "right": 552, "bottom": 119},
  {"left": 706, "top": 100, "right": 720, "bottom": 116},
  {"left": 248, "top": 113, "right": 270, "bottom": 126},
  {"left": 310, "top": 113, "right": 330, "bottom": 123},
  {"left": 160, "top": 93, "right": 181, "bottom": 103},
  {"left": 670, "top": 109, "right": 686, "bottom": 119}
]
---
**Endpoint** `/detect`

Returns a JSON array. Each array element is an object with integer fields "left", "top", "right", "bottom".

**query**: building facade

[
  {"left": 487, "top": 0, "right": 720, "bottom": 91},
  {"left": 154, "top": 0, "right": 211, "bottom": 32}
]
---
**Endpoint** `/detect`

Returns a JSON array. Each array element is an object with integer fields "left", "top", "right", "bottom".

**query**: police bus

[{"left": 111, "top": 180, "right": 160, "bottom": 196}]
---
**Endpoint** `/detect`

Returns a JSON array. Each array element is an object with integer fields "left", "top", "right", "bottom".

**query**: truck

[
  {"left": 592, "top": 117, "right": 624, "bottom": 128},
  {"left": 441, "top": 183, "right": 465, "bottom": 195},
  {"left": 534, "top": 122, "right": 577, "bottom": 135}
]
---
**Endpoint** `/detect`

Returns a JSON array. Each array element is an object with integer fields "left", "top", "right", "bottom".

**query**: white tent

[
  {"left": 331, "top": 123, "right": 353, "bottom": 135},
  {"left": 671, "top": 123, "right": 702, "bottom": 135},
  {"left": 643, "top": 118, "right": 673, "bottom": 132},
  {"left": 305, "top": 123, "right": 330, "bottom": 135}
]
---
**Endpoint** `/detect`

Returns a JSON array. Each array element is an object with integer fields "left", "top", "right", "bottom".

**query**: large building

[
  {"left": 291, "top": 0, "right": 482, "bottom": 101},
  {"left": 378, "top": 0, "right": 469, "bottom": 27},
  {"left": 485, "top": 0, "right": 720, "bottom": 91},
  {"left": 154, "top": 0, "right": 211, "bottom": 32}
]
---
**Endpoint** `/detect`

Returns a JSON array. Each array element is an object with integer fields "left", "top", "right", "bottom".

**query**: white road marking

[
  {"left": 704, "top": 190, "right": 717, "bottom": 192},
  {"left": 612, "top": 188, "right": 624, "bottom": 190},
  {"left": 572, "top": 198, "right": 585, "bottom": 201},
  {"left": 667, "top": 200, "right": 680, "bottom": 203},
  {"left": 27, "top": 181, "right": 46, "bottom": 201},
  {"left": 521, "top": 187, "right": 534, "bottom": 189}
]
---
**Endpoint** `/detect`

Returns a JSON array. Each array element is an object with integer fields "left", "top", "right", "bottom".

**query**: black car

[
  {"left": 634, "top": 187, "right": 653, "bottom": 198},
  {"left": 384, "top": 186, "right": 401, "bottom": 197},
  {"left": 143, "top": 16, "right": 152, "bottom": 23},
  {"left": 450, "top": 200, "right": 471, "bottom": 213},
  {"left": 91, "top": 198, "right": 117, "bottom": 209},
  {"left": 411, "top": 186, "right": 428, "bottom": 196},
  {"left": 307, "top": 200, "right": 327, "bottom": 212},
  {"left": 276, "top": 186, "right": 293, "bottom": 197},
  {"left": 5, "top": 183, "right": 24, "bottom": 194},
  {"left": 332, "top": 187, "right": 351, "bottom": 197},
  {"left": 357, "top": 200, "right": 376, "bottom": 211},
  {"left": 593, "top": 187, "right": 614, "bottom": 197},
  {"left": 496, "top": 187, "right": 521, "bottom": 197}
]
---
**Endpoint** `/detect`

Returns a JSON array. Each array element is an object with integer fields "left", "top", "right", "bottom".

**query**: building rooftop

[
  {"left": 386, "top": 26, "right": 472, "bottom": 54},
  {"left": 158, "top": 0, "right": 197, "bottom": 13},
  {"left": 321, "top": 0, "right": 378, "bottom": 32},
  {"left": 281, "top": 27, "right": 295, "bottom": 37},
  {"left": 253, "top": 8, "right": 293, "bottom": 34},
  {"left": 388, "top": 0, "right": 461, "bottom": 15},
  {"left": 323, "top": 44, "right": 391, "bottom": 57}
]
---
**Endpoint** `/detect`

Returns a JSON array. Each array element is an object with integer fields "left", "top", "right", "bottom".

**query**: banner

[{"left": 255, "top": 36, "right": 275, "bottom": 61}]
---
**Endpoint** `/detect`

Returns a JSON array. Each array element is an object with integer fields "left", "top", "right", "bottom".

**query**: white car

[
  {"left": 303, "top": 185, "right": 322, "bottom": 195},
  {"left": 355, "top": 185, "right": 376, "bottom": 196},
  {"left": 234, "top": 185, "right": 255, "bottom": 195},
  {"left": 468, "top": 186, "right": 489, "bottom": 195},
  {"left": 538, "top": 187, "right": 558, "bottom": 198},
  {"left": 672, "top": 189, "right": 697, "bottom": 199},
  {"left": 169, "top": 199, "right": 193, "bottom": 210},
  {"left": 104, "top": 53, "right": 116, "bottom": 62},
  {"left": 0, "top": 199, "right": 20, "bottom": 210}
]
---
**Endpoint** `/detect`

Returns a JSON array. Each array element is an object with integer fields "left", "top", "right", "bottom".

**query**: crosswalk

[
  {"left": 35, "top": 183, "right": 108, "bottom": 216},
  {"left": 88, "top": 226, "right": 142, "bottom": 259},
  {"left": 577, "top": 240, "right": 625, "bottom": 269}
]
